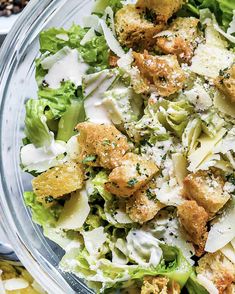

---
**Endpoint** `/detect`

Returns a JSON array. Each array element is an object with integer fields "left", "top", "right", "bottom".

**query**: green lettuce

[
  {"left": 60, "top": 243, "right": 192, "bottom": 293},
  {"left": 185, "top": 273, "right": 209, "bottom": 294},
  {"left": 157, "top": 99, "right": 194, "bottom": 138},
  {"left": 25, "top": 99, "right": 53, "bottom": 148},
  {"left": 93, "top": 0, "right": 123, "bottom": 14},
  {"left": 39, "top": 24, "right": 109, "bottom": 73},
  {"left": 25, "top": 81, "right": 83, "bottom": 146},
  {"left": 185, "top": 0, "right": 235, "bottom": 30},
  {"left": 24, "top": 192, "right": 81, "bottom": 249}
]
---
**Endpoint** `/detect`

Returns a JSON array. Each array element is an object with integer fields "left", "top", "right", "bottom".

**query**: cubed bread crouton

[
  {"left": 115, "top": 4, "right": 165, "bottom": 50},
  {"left": 133, "top": 51, "right": 185, "bottom": 96},
  {"left": 126, "top": 181, "right": 165, "bottom": 223},
  {"left": 215, "top": 64, "right": 235, "bottom": 103},
  {"left": 156, "top": 17, "right": 200, "bottom": 63},
  {"left": 183, "top": 169, "right": 231, "bottom": 216},
  {"left": 32, "top": 161, "right": 84, "bottom": 204},
  {"left": 136, "top": 0, "right": 184, "bottom": 23},
  {"left": 225, "top": 283, "right": 235, "bottom": 294},
  {"left": 105, "top": 153, "right": 158, "bottom": 197},
  {"left": 141, "top": 276, "right": 181, "bottom": 294},
  {"left": 178, "top": 200, "right": 209, "bottom": 257},
  {"left": 196, "top": 252, "right": 235, "bottom": 294},
  {"left": 76, "top": 122, "right": 129, "bottom": 170}
]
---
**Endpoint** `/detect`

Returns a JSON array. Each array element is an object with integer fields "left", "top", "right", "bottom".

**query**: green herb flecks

[
  {"left": 127, "top": 178, "right": 138, "bottom": 187},
  {"left": 82, "top": 155, "right": 97, "bottom": 164}
]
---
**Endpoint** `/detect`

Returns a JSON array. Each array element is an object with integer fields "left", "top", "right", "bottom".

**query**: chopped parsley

[
  {"left": 102, "top": 139, "right": 111, "bottom": 146},
  {"left": 146, "top": 189, "right": 155, "bottom": 200},
  {"left": 82, "top": 155, "right": 97, "bottom": 164},
  {"left": 136, "top": 163, "right": 141, "bottom": 175},
  {"left": 127, "top": 178, "right": 138, "bottom": 187}
]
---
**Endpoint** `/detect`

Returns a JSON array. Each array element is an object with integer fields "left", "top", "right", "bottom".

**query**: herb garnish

[
  {"left": 127, "top": 178, "right": 138, "bottom": 187},
  {"left": 82, "top": 155, "right": 97, "bottom": 164}
]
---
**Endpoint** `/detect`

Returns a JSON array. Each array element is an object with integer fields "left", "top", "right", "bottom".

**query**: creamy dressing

[
  {"left": 44, "top": 49, "right": 89, "bottom": 89},
  {"left": 21, "top": 140, "right": 66, "bottom": 173},
  {"left": 85, "top": 96, "right": 112, "bottom": 124},
  {"left": 3, "top": 278, "right": 29, "bottom": 291},
  {"left": 82, "top": 227, "right": 107, "bottom": 257}
]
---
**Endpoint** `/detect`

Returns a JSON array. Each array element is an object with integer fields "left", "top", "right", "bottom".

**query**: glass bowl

[{"left": 0, "top": 0, "right": 95, "bottom": 293}]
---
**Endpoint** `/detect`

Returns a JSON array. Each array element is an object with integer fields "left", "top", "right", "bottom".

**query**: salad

[{"left": 20, "top": 0, "right": 235, "bottom": 293}]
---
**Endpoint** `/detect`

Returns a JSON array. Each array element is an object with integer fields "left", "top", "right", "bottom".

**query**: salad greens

[{"left": 21, "top": 0, "right": 235, "bottom": 293}]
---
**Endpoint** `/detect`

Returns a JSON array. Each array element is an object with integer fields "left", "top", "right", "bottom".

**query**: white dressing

[
  {"left": 82, "top": 227, "right": 107, "bottom": 257},
  {"left": 44, "top": 49, "right": 89, "bottom": 89},
  {"left": 21, "top": 140, "right": 66, "bottom": 173}
]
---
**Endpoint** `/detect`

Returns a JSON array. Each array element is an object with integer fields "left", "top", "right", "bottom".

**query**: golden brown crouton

[
  {"left": 156, "top": 17, "right": 200, "bottom": 63},
  {"left": 32, "top": 161, "right": 84, "bottom": 205},
  {"left": 136, "top": 0, "right": 184, "bottom": 23},
  {"left": 133, "top": 51, "right": 185, "bottom": 96},
  {"left": 108, "top": 52, "right": 119, "bottom": 68},
  {"left": 225, "top": 283, "right": 235, "bottom": 294},
  {"left": 183, "top": 169, "right": 230, "bottom": 216},
  {"left": 76, "top": 122, "right": 129, "bottom": 170},
  {"left": 105, "top": 153, "right": 158, "bottom": 197},
  {"left": 115, "top": 4, "right": 165, "bottom": 50},
  {"left": 215, "top": 64, "right": 235, "bottom": 103},
  {"left": 126, "top": 181, "right": 165, "bottom": 223},
  {"left": 141, "top": 276, "right": 181, "bottom": 294},
  {"left": 178, "top": 200, "right": 209, "bottom": 257},
  {"left": 197, "top": 252, "right": 235, "bottom": 294}
]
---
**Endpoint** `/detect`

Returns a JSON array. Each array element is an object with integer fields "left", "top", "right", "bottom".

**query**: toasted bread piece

[
  {"left": 136, "top": 0, "right": 184, "bottom": 23},
  {"left": 141, "top": 276, "right": 181, "bottom": 294},
  {"left": 126, "top": 181, "right": 165, "bottom": 223},
  {"left": 156, "top": 17, "right": 200, "bottom": 63},
  {"left": 197, "top": 252, "right": 235, "bottom": 294},
  {"left": 215, "top": 64, "right": 235, "bottom": 103},
  {"left": 115, "top": 4, "right": 165, "bottom": 50},
  {"left": 183, "top": 169, "right": 230, "bottom": 216},
  {"left": 178, "top": 200, "right": 209, "bottom": 256},
  {"left": 32, "top": 161, "right": 84, "bottom": 204},
  {"left": 105, "top": 153, "right": 158, "bottom": 197},
  {"left": 133, "top": 51, "right": 185, "bottom": 96},
  {"left": 76, "top": 122, "right": 129, "bottom": 170}
]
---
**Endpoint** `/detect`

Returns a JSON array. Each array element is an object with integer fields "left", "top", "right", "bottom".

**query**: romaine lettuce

[{"left": 185, "top": 273, "right": 209, "bottom": 294}]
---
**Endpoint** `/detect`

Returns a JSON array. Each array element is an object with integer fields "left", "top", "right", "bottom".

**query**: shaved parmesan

[
  {"left": 190, "top": 44, "right": 234, "bottom": 78},
  {"left": 172, "top": 153, "right": 188, "bottom": 186},
  {"left": 80, "top": 28, "right": 96, "bottom": 46},
  {"left": 83, "top": 15, "right": 102, "bottom": 33},
  {"left": 99, "top": 19, "right": 125, "bottom": 57},
  {"left": 3, "top": 278, "right": 29, "bottom": 291},
  {"left": 188, "top": 128, "right": 226, "bottom": 172},
  {"left": 221, "top": 242, "right": 235, "bottom": 264},
  {"left": 205, "top": 200, "right": 235, "bottom": 252},
  {"left": 184, "top": 83, "right": 212, "bottom": 111},
  {"left": 57, "top": 190, "right": 90, "bottom": 230},
  {"left": 197, "top": 275, "right": 219, "bottom": 294},
  {"left": 214, "top": 91, "right": 235, "bottom": 118}
]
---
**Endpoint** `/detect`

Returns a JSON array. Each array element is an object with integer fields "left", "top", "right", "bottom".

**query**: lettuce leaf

[
  {"left": 185, "top": 0, "right": 235, "bottom": 30},
  {"left": 24, "top": 99, "right": 53, "bottom": 148},
  {"left": 185, "top": 273, "right": 209, "bottom": 294},
  {"left": 39, "top": 24, "right": 109, "bottom": 73}
]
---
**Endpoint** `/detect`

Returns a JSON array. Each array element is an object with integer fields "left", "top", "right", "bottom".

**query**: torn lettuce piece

[
  {"left": 182, "top": 118, "right": 202, "bottom": 154},
  {"left": 57, "top": 100, "right": 86, "bottom": 142},
  {"left": 103, "top": 86, "right": 143, "bottom": 124},
  {"left": 93, "top": 0, "right": 123, "bottom": 15},
  {"left": 25, "top": 99, "right": 53, "bottom": 148},
  {"left": 24, "top": 192, "right": 81, "bottom": 249},
  {"left": 200, "top": 111, "right": 225, "bottom": 138},
  {"left": 157, "top": 99, "right": 194, "bottom": 138},
  {"left": 60, "top": 241, "right": 192, "bottom": 293},
  {"left": 39, "top": 24, "right": 109, "bottom": 73},
  {"left": 185, "top": 273, "right": 209, "bottom": 294}
]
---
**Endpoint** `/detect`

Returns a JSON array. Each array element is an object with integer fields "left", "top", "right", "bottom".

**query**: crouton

[
  {"left": 105, "top": 153, "right": 158, "bottom": 197},
  {"left": 196, "top": 252, "right": 235, "bottom": 294},
  {"left": 215, "top": 64, "right": 235, "bottom": 103},
  {"left": 225, "top": 283, "right": 235, "bottom": 294},
  {"left": 76, "top": 122, "right": 129, "bottom": 170},
  {"left": 136, "top": 0, "right": 184, "bottom": 23},
  {"left": 32, "top": 161, "right": 84, "bottom": 204},
  {"left": 126, "top": 181, "right": 165, "bottom": 223},
  {"left": 156, "top": 17, "right": 200, "bottom": 63},
  {"left": 115, "top": 4, "right": 165, "bottom": 50},
  {"left": 183, "top": 169, "right": 230, "bottom": 216},
  {"left": 141, "top": 276, "right": 181, "bottom": 294},
  {"left": 108, "top": 52, "right": 119, "bottom": 68},
  {"left": 178, "top": 200, "right": 209, "bottom": 257},
  {"left": 133, "top": 51, "right": 185, "bottom": 96}
]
